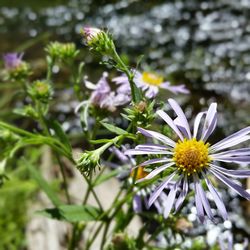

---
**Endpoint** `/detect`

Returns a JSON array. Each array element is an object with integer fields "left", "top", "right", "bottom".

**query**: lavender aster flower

[
  {"left": 113, "top": 70, "right": 189, "bottom": 98},
  {"left": 75, "top": 72, "right": 130, "bottom": 113},
  {"left": 3, "top": 53, "right": 23, "bottom": 69},
  {"left": 125, "top": 98, "right": 250, "bottom": 222}
]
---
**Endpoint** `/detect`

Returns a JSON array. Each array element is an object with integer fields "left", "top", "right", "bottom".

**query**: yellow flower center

[
  {"left": 130, "top": 166, "right": 148, "bottom": 180},
  {"left": 173, "top": 139, "right": 211, "bottom": 175},
  {"left": 142, "top": 72, "right": 163, "bottom": 86}
]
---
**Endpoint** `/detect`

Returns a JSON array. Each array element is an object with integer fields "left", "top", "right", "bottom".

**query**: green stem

[{"left": 112, "top": 49, "right": 137, "bottom": 103}]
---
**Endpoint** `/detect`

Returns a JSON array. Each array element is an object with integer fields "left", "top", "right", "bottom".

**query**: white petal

[
  {"left": 168, "top": 98, "right": 191, "bottom": 139},
  {"left": 157, "top": 110, "right": 184, "bottom": 140}
]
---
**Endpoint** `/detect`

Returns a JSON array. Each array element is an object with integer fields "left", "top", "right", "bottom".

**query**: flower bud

[
  {"left": 76, "top": 151, "right": 100, "bottom": 176},
  {"left": 81, "top": 27, "right": 115, "bottom": 55},
  {"left": 2, "top": 53, "right": 31, "bottom": 81},
  {"left": 45, "top": 42, "right": 79, "bottom": 62},
  {"left": 28, "top": 80, "right": 53, "bottom": 104}
]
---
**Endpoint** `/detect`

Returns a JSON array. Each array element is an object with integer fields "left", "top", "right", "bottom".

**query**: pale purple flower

[
  {"left": 112, "top": 70, "right": 189, "bottom": 98},
  {"left": 75, "top": 72, "right": 130, "bottom": 113},
  {"left": 3, "top": 53, "right": 23, "bottom": 69},
  {"left": 125, "top": 98, "right": 250, "bottom": 222}
]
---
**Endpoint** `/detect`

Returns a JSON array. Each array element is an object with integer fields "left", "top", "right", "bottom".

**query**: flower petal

[
  {"left": 209, "top": 164, "right": 250, "bottom": 178},
  {"left": 163, "top": 183, "right": 179, "bottom": 218},
  {"left": 194, "top": 180, "right": 205, "bottom": 223},
  {"left": 210, "top": 168, "right": 250, "bottom": 200},
  {"left": 211, "top": 148, "right": 250, "bottom": 157},
  {"left": 125, "top": 149, "right": 173, "bottom": 155},
  {"left": 148, "top": 171, "right": 177, "bottom": 207},
  {"left": 212, "top": 155, "right": 250, "bottom": 164},
  {"left": 137, "top": 127, "right": 176, "bottom": 147},
  {"left": 168, "top": 98, "right": 191, "bottom": 139},
  {"left": 202, "top": 173, "right": 228, "bottom": 220},
  {"left": 137, "top": 162, "right": 175, "bottom": 183},
  {"left": 211, "top": 127, "right": 250, "bottom": 152},
  {"left": 135, "top": 144, "right": 169, "bottom": 150},
  {"left": 194, "top": 175, "right": 214, "bottom": 220},
  {"left": 175, "top": 175, "right": 188, "bottom": 212},
  {"left": 157, "top": 110, "right": 184, "bottom": 141},
  {"left": 193, "top": 112, "right": 206, "bottom": 139},
  {"left": 133, "top": 195, "right": 142, "bottom": 213},
  {"left": 201, "top": 103, "right": 217, "bottom": 142},
  {"left": 140, "top": 158, "right": 172, "bottom": 166}
]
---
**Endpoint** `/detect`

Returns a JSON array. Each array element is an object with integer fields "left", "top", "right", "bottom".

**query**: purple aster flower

[
  {"left": 75, "top": 72, "right": 130, "bottom": 113},
  {"left": 112, "top": 70, "right": 189, "bottom": 98},
  {"left": 3, "top": 53, "right": 23, "bottom": 69},
  {"left": 125, "top": 98, "right": 250, "bottom": 222}
]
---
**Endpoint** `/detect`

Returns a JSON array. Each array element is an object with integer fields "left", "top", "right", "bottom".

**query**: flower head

[
  {"left": 82, "top": 27, "right": 115, "bottom": 55},
  {"left": 113, "top": 70, "right": 189, "bottom": 98},
  {"left": 3, "top": 53, "right": 23, "bottom": 69},
  {"left": 125, "top": 98, "right": 250, "bottom": 222},
  {"left": 76, "top": 72, "right": 130, "bottom": 112},
  {"left": 82, "top": 27, "right": 102, "bottom": 45}
]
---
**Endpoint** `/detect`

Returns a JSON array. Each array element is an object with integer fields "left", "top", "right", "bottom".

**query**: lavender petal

[
  {"left": 211, "top": 127, "right": 250, "bottom": 152},
  {"left": 203, "top": 173, "right": 228, "bottom": 220},
  {"left": 137, "top": 162, "right": 175, "bottom": 183},
  {"left": 135, "top": 144, "right": 169, "bottom": 150},
  {"left": 140, "top": 158, "right": 172, "bottom": 166},
  {"left": 210, "top": 168, "right": 250, "bottom": 200},
  {"left": 194, "top": 175, "right": 214, "bottom": 220},
  {"left": 209, "top": 164, "right": 250, "bottom": 178},
  {"left": 148, "top": 171, "right": 177, "bottom": 207},
  {"left": 175, "top": 175, "right": 188, "bottom": 212},
  {"left": 137, "top": 127, "right": 176, "bottom": 147},
  {"left": 168, "top": 98, "right": 191, "bottom": 139},
  {"left": 157, "top": 110, "right": 184, "bottom": 141},
  {"left": 163, "top": 183, "right": 179, "bottom": 218},
  {"left": 125, "top": 149, "right": 173, "bottom": 155},
  {"left": 133, "top": 195, "right": 142, "bottom": 213},
  {"left": 201, "top": 103, "right": 217, "bottom": 142},
  {"left": 193, "top": 112, "right": 206, "bottom": 139}
]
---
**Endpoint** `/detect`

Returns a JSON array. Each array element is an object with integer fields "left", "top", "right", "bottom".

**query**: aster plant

[{"left": 126, "top": 98, "right": 250, "bottom": 222}]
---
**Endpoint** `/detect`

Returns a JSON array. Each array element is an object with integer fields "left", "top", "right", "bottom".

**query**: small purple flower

[
  {"left": 125, "top": 98, "right": 250, "bottom": 222},
  {"left": 112, "top": 70, "right": 189, "bottom": 98},
  {"left": 75, "top": 72, "right": 130, "bottom": 113},
  {"left": 82, "top": 27, "right": 102, "bottom": 45},
  {"left": 3, "top": 53, "right": 24, "bottom": 69}
]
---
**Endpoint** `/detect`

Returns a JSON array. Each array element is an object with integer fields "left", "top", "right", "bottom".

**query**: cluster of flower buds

[
  {"left": 82, "top": 27, "right": 115, "bottom": 56},
  {"left": 76, "top": 150, "right": 101, "bottom": 175},
  {"left": 28, "top": 80, "right": 53, "bottom": 104},
  {"left": 45, "top": 42, "right": 79, "bottom": 62},
  {"left": 3, "top": 53, "right": 31, "bottom": 81}
]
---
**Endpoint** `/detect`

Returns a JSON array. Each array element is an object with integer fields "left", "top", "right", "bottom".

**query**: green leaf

[
  {"left": 48, "top": 120, "right": 72, "bottom": 153},
  {"left": 93, "top": 169, "right": 120, "bottom": 186},
  {"left": 24, "top": 159, "right": 62, "bottom": 207},
  {"left": 100, "top": 122, "right": 127, "bottom": 135},
  {"left": 37, "top": 204, "right": 102, "bottom": 222}
]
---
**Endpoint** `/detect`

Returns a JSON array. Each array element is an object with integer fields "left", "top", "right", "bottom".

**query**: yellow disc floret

[
  {"left": 142, "top": 72, "right": 164, "bottom": 86},
  {"left": 173, "top": 138, "right": 211, "bottom": 175}
]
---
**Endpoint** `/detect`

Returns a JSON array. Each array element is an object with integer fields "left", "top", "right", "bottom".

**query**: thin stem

[{"left": 112, "top": 49, "right": 136, "bottom": 103}]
